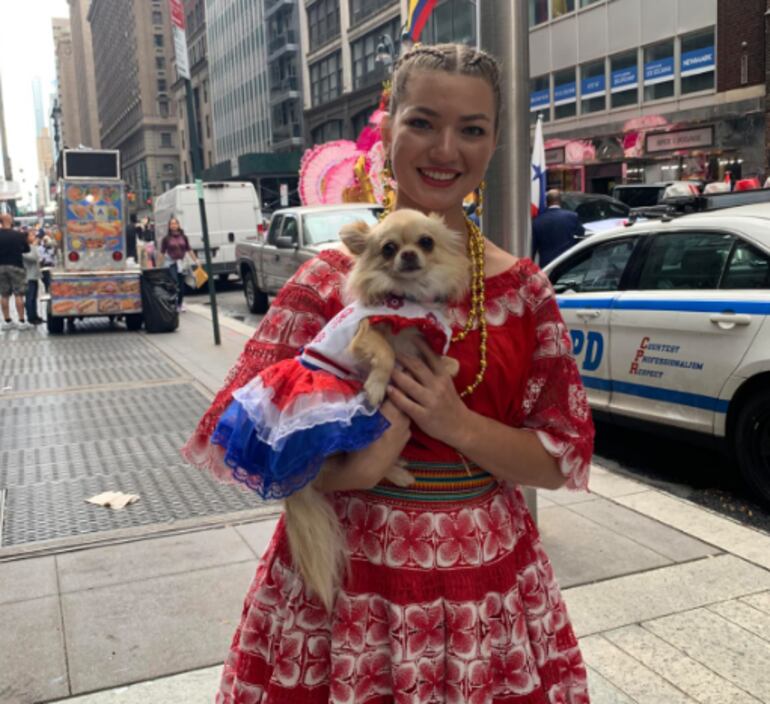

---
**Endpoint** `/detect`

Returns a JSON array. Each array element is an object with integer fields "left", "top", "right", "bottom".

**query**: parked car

[
  {"left": 559, "top": 191, "right": 630, "bottom": 235},
  {"left": 544, "top": 203, "right": 770, "bottom": 503},
  {"left": 612, "top": 181, "right": 702, "bottom": 209},
  {"left": 154, "top": 181, "right": 263, "bottom": 281},
  {"left": 237, "top": 203, "right": 382, "bottom": 314}
]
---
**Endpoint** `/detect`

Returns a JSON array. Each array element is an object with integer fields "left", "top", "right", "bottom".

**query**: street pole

[
  {"left": 185, "top": 79, "right": 221, "bottom": 345},
  {"left": 479, "top": 0, "right": 537, "bottom": 521}
]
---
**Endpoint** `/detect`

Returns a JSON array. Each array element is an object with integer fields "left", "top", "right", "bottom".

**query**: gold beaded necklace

[
  {"left": 454, "top": 215, "right": 487, "bottom": 398},
  {"left": 376, "top": 177, "right": 488, "bottom": 398}
]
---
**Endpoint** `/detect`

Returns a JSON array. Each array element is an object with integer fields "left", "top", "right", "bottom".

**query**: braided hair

[{"left": 389, "top": 43, "right": 502, "bottom": 133}]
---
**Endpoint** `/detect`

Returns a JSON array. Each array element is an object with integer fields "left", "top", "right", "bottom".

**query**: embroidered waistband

[{"left": 368, "top": 460, "right": 497, "bottom": 503}]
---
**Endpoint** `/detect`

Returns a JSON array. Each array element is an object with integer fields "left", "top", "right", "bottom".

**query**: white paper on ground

[{"left": 86, "top": 491, "right": 140, "bottom": 510}]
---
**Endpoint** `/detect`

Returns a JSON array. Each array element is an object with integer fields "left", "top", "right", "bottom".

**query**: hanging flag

[
  {"left": 530, "top": 116, "right": 547, "bottom": 217},
  {"left": 406, "top": 0, "right": 438, "bottom": 42}
]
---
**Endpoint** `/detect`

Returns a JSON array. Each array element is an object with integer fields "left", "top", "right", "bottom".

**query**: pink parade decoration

[{"left": 298, "top": 141, "right": 359, "bottom": 205}]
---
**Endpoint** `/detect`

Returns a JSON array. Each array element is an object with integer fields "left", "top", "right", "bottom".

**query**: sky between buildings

[{"left": 0, "top": 0, "right": 69, "bottom": 210}]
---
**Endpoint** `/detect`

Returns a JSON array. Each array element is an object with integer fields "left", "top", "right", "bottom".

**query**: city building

[
  {"left": 528, "top": 0, "right": 766, "bottom": 193},
  {"left": 52, "top": 18, "right": 82, "bottom": 151},
  {"left": 206, "top": 0, "right": 273, "bottom": 163},
  {"left": 88, "top": 0, "right": 181, "bottom": 208},
  {"left": 67, "top": 0, "right": 101, "bottom": 148},
  {"left": 299, "top": 0, "right": 476, "bottom": 145},
  {"left": 170, "top": 0, "right": 214, "bottom": 183},
  {"left": 265, "top": 0, "right": 304, "bottom": 152}
]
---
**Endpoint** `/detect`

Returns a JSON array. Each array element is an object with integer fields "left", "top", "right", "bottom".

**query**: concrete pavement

[{"left": 1, "top": 305, "right": 769, "bottom": 703}]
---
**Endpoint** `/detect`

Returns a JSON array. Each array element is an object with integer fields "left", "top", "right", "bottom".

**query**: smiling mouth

[{"left": 418, "top": 168, "right": 461, "bottom": 187}]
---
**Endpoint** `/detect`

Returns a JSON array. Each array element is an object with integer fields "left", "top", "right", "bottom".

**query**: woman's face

[
  {"left": 169, "top": 218, "right": 180, "bottom": 231},
  {"left": 382, "top": 70, "right": 497, "bottom": 219}
]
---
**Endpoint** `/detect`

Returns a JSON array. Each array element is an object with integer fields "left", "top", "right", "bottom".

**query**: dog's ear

[{"left": 340, "top": 220, "right": 370, "bottom": 255}]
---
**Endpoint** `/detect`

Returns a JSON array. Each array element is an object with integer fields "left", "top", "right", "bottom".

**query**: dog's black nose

[{"left": 399, "top": 250, "right": 421, "bottom": 271}]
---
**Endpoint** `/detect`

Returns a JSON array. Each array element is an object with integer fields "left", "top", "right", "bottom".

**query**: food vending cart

[{"left": 46, "top": 149, "right": 142, "bottom": 334}]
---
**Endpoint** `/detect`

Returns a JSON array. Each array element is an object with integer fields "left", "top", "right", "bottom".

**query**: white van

[{"left": 154, "top": 181, "right": 263, "bottom": 280}]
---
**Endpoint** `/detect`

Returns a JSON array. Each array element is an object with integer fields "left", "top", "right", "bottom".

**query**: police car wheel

[{"left": 734, "top": 391, "right": 770, "bottom": 505}]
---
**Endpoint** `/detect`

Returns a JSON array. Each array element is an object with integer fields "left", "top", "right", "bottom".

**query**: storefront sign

[
  {"left": 581, "top": 74, "right": 606, "bottom": 98},
  {"left": 530, "top": 88, "right": 550, "bottom": 112},
  {"left": 611, "top": 66, "right": 638, "bottom": 93},
  {"left": 553, "top": 82, "right": 577, "bottom": 106},
  {"left": 645, "top": 126, "right": 714, "bottom": 153},
  {"left": 644, "top": 56, "right": 674, "bottom": 85},
  {"left": 681, "top": 46, "right": 715, "bottom": 76},
  {"left": 545, "top": 147, "right": 565, "bottom": 166}
]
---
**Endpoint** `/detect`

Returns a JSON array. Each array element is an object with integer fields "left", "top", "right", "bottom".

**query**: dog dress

[{"left": 211, "top": 295, "right": 453, "bottom": 499}]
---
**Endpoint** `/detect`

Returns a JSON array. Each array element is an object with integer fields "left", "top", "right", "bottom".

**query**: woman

[
  {"left": 160, "top": 216, "right": 198, "bottom": 311},
  {"left": 184, "top": 43, "right": 594, "bottom": 703}
]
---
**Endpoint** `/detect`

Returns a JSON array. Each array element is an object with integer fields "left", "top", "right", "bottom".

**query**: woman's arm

[
  {"left": 313, "top": 400, "right": 411, "bottom": 493},
  {"left": 387, "top": 349, "right": 566, "bottom": 490}
]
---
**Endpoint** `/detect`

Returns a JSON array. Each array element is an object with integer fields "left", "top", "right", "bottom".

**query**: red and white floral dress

[{"left": 182, "top": 250, "right": 595, "bottom": 704}]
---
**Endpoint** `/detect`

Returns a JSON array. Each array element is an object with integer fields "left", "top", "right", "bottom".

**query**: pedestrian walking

[
  {"left": 532, "top": 188, "right": 585, "bottom": 267},
  {"left": 0, "top": 213, "right": 32, "bottom": 330},
  {"left": 183, "top": 43, "right": 595, "bottom": 703},
  {"left": 159, "top": 216, "right": 198, "bottom": 311},
  {"left": 22, "top": 229, "right": 44, "bottom": 325}
]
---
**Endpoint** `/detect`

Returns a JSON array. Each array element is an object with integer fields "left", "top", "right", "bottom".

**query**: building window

[
  {"left": 581, "top": 60, "right": 606, "bottom": 114},
  {"left": 422, "top": 0, "right": 476, "bottom": 46},
  {"left": 530, "top": 75, "right": 550, "bottom": 122},
  {"left": 154, "top": 34, "right": 164, "bottom": 48},
  {"left": 159, "top": 100, "right": 169, "bottom": 117},
  {"left": 351, "top": 17, "right": 400, "bottom": 90},
  {"left": 681, "top": 28, "right": 715, "bottom": 95},
  {"left": 529, "top": 0, "right": 548, "bottom": 25},
  {"left": 309, "top": 51, "right": 342, "bottom": 107},
  {"left": 553, "top": 68, "right": 576, "bottom": 120},
  {"left": 551, "top": 0, "right": 575, "bottom": 18},
  {"left": 311, "top": 119, "right": 343, "bottom": 144},
  {"left": 610, "top": 51, "right": 638, "bottom": 109},
  {"left": 152, "top": 10, "right": 162, "bottom": 24},
  {"left": 644, "top": 40, "right": 675, "bottom": 101},
  {"left": 352, "top": 105, "right": 377, "bottom": 136},
  {"left": 349, "top": 0, "right": 391, "bottom": 27},
  {"left": 157, "top": 79, "right": 167, "bottom": 92},
  {"left": 579, "top": 0, "right": 602, "bottom": 6},
  {"left": 155, "top": 57, "right": 165, "bottom": 70},
  {"left": 205, "top": 114, "right": 210, "bottom": 139},
  {"left": 163, "top": 163, "right": 176, "bottom": 174},
  {"left": 203, "top": 80, "right": 208, "bottom": 103},
  {"left": 160, "top": 132, "right": 173, "bottom": 147},
  {"left": 308, "top": 0, "right": 340, "bottom": 52}
]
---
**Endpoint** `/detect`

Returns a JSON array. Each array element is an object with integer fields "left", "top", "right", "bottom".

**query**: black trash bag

[{"left": 141, "top": 268, "right": 179, "bottom": 333}]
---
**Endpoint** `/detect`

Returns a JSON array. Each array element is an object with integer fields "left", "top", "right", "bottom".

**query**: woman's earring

[
  {"left": 476, "top": 180, "right": 486, "bottom": 218},
  {"left": 381, "top": 158, "right": 396, "bottom": 214}
]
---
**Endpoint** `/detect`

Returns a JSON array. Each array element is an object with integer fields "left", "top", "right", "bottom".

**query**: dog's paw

[
  {"left": 385, "top": 464, "right": 415, "bottom": 487},
  {"left": 364, "top": 377, "right": 387, "bottom": 406},
  {"left": 441, "top": 356, "right": 460, "bottom": 377}
]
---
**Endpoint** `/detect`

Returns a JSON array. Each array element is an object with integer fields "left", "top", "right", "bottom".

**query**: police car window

[
  {"left": 638, "top": 232, "right": 733, "bottom": 290},
  {"left": 550, "top": 239, "right": 636, "bottom": 293},
  {"left": 722, "top": 242, "right": 770, "bottom": 290}
]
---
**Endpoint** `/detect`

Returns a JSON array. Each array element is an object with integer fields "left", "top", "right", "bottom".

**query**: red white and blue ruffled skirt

[{"left": 211, "top": 359, "right": 389, "bottom": 500}]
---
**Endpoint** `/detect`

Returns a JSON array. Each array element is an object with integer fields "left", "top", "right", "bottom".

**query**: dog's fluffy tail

[{"left": 284, "top": 485, "right": 347, "bottom": 612}]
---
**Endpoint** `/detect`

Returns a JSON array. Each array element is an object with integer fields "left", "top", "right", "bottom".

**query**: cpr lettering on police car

[
  {"left": 629, "top": 336, "right": 650, "bottom": 375},
  {"left": 570, "top": 330, "right": 604, "bottom": 372}
]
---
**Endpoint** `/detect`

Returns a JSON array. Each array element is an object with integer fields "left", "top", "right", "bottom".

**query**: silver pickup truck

[{"left": 236, "top": 204, "right": 382, "bottom": 313}]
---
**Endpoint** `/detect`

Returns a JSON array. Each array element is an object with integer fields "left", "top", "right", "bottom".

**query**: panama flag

[
  {"left": 530, "top": 115, "right": 547, "bottom": 217},
  {"left": 406, "top": 0, "right": 438, "bottom": 42}
]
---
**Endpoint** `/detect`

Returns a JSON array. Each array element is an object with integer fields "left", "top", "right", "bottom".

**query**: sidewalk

[{"left": 2, "top": 306, "right": 769, "bottom": 703}]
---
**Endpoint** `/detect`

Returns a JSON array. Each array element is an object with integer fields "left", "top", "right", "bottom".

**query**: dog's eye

[
  {"left": 381, "top": 242, "right": 398, "bottom": 259},
  {"left": 417, "top": 236, "right": 434, "bottom": 252}
]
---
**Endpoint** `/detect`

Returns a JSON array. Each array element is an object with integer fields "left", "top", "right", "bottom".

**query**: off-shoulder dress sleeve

[
  {"left": 181, "top": 251, "right": 351, "bottom": 473},
  {"left": 518, "top": 261, "right": 594, "bottom": 490}
]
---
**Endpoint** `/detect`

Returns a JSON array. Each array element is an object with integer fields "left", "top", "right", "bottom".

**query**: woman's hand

[
  {"left": 314, "top": 400, "right": 411, "bottom": 492},
  {"left": 387, "top": 338, "right": 471, "bottom": 447}
]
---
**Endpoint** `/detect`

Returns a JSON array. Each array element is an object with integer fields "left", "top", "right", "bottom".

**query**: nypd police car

[{"left": 544, "top": 203, "right": 770, "bottom": 503}]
